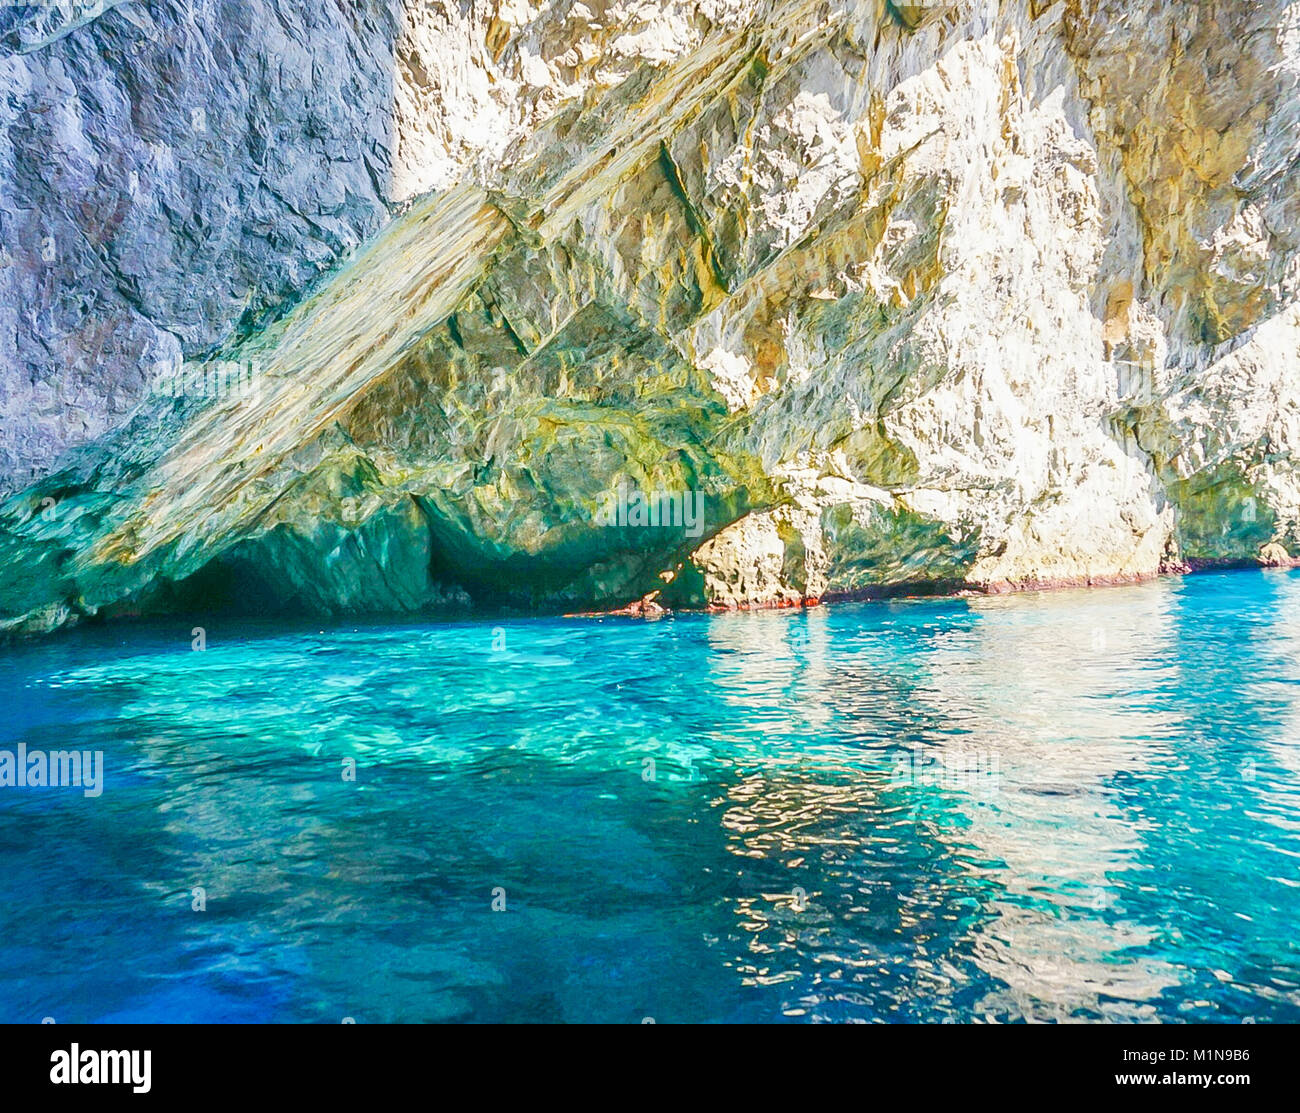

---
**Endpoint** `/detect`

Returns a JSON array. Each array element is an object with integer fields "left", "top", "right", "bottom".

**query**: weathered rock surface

[{"left": 3, "top": 0, "right": 1300, "bottom": 635}]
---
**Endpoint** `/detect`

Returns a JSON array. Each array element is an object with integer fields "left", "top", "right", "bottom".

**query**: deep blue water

[{"left": 1, "top": 569, "right": 1299, "bottom": 1023}]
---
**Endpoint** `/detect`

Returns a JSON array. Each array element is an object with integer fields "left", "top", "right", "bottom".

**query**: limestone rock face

[
  {"left": 0, "top": 0, "right": 404, "bottom": 494},
  {"left": 3, "top": 0, "right": 1300, "bottom": 634}
]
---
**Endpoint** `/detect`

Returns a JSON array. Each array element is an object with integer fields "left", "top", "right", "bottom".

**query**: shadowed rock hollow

[{"left": 3, "top": 0, "right": 1300, "bottom": 635}]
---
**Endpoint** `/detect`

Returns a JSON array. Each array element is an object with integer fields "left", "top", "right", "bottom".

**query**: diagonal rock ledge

[{"left": 2, "top": 0, "right": 1300, "bottom": 637}]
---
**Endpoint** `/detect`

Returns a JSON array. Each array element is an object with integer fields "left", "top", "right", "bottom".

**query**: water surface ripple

[{"left": 1, "top": 570, "right": 1298, "bottom": 1022}]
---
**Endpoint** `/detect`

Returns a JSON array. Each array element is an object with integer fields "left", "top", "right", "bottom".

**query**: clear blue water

[{"left": 1, "top": 568, "right": 1299, "bottom": 1023}]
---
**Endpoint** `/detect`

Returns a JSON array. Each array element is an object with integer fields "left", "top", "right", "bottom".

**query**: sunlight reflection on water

[{"left": 0, "top": 569, "right": 1298, "bottom": 1022}]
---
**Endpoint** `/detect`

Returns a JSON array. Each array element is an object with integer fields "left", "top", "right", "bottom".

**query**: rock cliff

[{"left": 3, "top": 0, "right": 1300, "bottom": 635}]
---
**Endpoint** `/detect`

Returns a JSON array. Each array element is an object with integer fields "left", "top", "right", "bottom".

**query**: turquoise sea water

[{"left": 1, "top": 568, "right": 1298, "bottom": 1023}]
